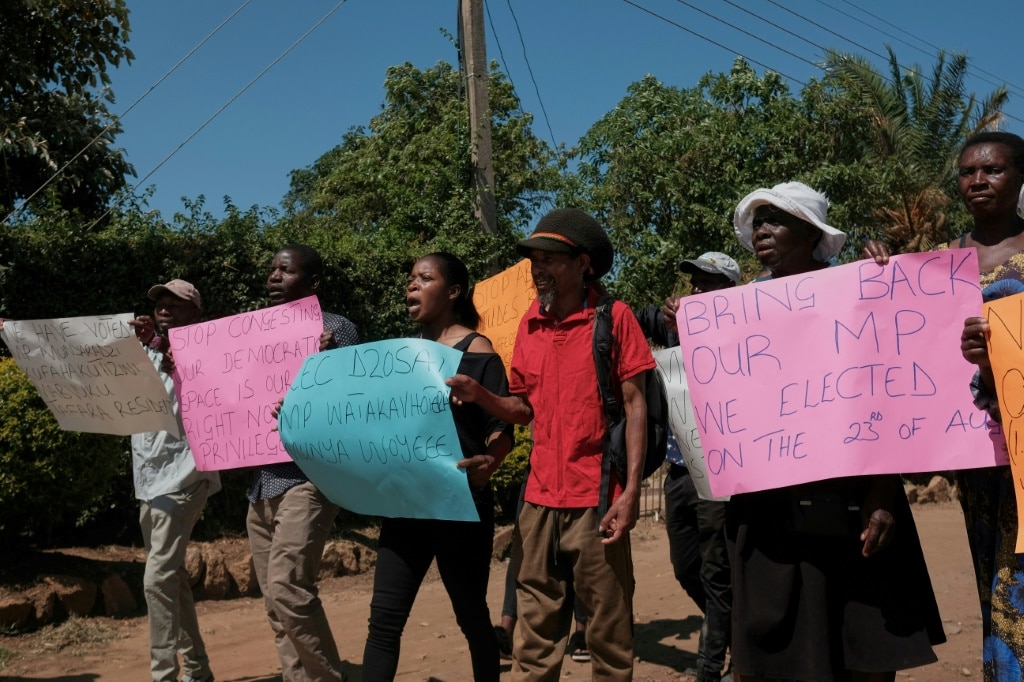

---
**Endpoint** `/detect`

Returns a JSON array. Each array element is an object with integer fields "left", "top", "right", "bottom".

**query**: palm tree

[{"left": 825, "top": 46, "right": 1008, "bottom": 252}]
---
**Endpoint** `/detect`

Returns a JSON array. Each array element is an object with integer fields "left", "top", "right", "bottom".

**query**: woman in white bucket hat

[
  {"left": 734, "top": 181, "right": 846, "bottom": 272},
  {"left": 725, "top": 182, "right": 945, "bottom": 682}
]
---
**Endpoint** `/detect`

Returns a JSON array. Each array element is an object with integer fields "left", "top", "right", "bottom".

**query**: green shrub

[
  {"left": 0, "top": 358, "right": 125, "bottom": 544},
  {"left": 491, "top": 424, "right": 531, "bottom": 522}
]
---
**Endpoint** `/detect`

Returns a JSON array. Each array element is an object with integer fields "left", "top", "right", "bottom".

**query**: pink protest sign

[
  {"left": 167, "top": 296, "right": 324, "bottom": 471},
  {"left": 675, "top": 249, "right": 1005, "bottom": 497}
]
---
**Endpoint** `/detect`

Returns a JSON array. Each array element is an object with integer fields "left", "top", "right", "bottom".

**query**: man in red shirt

[{"left": 448, "top": 208, "right": 655, "bottom": 681}]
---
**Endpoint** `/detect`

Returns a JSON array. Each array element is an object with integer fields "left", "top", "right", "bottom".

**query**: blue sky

[{"left": 109, "top": 0, "right": 1024, "bottom": 220}]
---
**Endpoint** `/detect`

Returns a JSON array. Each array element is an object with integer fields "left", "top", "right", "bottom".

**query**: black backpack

[{"left": 592, "top": 296, "right": 669, "bottom": 518}]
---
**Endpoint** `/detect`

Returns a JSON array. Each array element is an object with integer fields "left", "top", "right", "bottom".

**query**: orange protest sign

[
  {"left": 983, "top": 292, "right": 1024, "bottom": 550},
  {"left": 472, "top": 259, "right": 535, "bottom": 376}
]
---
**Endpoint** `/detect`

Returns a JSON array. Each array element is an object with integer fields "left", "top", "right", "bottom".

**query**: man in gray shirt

[{"left": 130, "top": 279, "right": 221, "bottom": 682}]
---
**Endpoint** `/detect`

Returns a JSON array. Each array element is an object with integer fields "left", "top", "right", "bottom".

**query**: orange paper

[
  {"left": 472, "top": 259, "right": 535, "bottom": 376},
  {"left": 984, "top": 291, "right": 1024, "bottom": 551}
]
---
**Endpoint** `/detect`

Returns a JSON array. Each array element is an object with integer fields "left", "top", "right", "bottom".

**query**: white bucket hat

[{"left": 733, "top": 181, "right": 846, "bottom": 262}]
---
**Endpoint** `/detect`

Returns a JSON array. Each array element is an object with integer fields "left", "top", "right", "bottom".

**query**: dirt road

[{"left": 0, "top": 502, "right": 982, "bottom": 681}]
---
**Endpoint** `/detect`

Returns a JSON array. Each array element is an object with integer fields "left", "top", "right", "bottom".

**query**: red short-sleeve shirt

[{"left": 510, "top": 289, "right": 655, "bottom": 508}]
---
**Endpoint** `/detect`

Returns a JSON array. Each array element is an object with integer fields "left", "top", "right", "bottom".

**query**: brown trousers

[{"left": 512, "top": 502, "right": 635, "bottom": 681}]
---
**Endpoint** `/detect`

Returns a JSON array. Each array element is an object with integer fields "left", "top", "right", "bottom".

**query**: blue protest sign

[{"left": 278, "top": 338, "right": 478, "bottom": 521}]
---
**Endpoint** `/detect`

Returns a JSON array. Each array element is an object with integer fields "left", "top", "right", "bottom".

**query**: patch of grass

[
  {"left": 0, "top": 645, "right": 14, "bottom": 669},
  {"left": 30, "top": 616, "right": 121, "bottom": 656}
]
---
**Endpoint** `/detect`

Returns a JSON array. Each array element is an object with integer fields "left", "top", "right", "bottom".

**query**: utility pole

[{"left": 459, "top": 0, "right": 497, "bottom": 236}]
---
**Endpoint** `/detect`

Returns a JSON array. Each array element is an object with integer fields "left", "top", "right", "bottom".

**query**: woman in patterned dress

[{"left": 957, "top": 131, "right": 1024, "bottom": 682}]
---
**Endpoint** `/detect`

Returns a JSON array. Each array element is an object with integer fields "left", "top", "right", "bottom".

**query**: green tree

[
  {"left": 0, "top": 196, "right": 278, "bottom": 333},
  {"left": 489, "top": 424, "right": 532, "bottom": 523},
  {"left": 565, "top": 58, "right": 883, "bottom": 306},
  {"left": 0, "top": 198, "right": 279, "bottom": 545},
  {"left": 279, "top": 60, "right": 561, "bottom": 341},
  {"left": 824, "top": 46, "right": 1008, "bottom": 252},
  {"left": 0, "top": 0, "right": 135, "bottom": 220}
]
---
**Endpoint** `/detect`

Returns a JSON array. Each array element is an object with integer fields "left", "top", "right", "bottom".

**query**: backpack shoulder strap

[
  {"left": 592, "top": 296, "right": 619, "bottom": 421},
  {"left": 593, "top": 295, "right": 617, "bottom": 527}
]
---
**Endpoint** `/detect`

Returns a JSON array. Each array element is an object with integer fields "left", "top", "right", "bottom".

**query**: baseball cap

[
  {"left": 147, "top": 279, "right": 202, "bottom": 311},
  {"left": 679, "top": 252, "right": 742, "bottom": 283}
]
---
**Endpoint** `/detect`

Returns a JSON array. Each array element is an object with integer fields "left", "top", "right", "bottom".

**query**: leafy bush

[
  {"left": 0, "top": 358, "right": 125, "bottom": 544},
  {"left": 491, "top": 424, "right": 531, "bottom": 523}
]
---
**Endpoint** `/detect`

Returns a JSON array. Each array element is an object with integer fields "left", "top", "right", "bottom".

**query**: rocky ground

[{"left": 0, "top": 529, "right": 381, "bottom": 631}]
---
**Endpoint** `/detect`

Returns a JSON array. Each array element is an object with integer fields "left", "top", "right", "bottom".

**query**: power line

[
  {"left": 764, "top": 0, "right": 895, "bottom": 67},
  {"left": 764, "top": 0, "right": 1024, "bottom": 127},
  {"left": 718, "top": 0, "right": 828, "bottom": 57},
  {"left": 716, "top": 0, "right": 928, "bottom": 100},
  {"left": 769, "top": 0, "right": 1013, "bottom": 105},
  {"left": 670, "top": 0, "right": 820, "bottom": 72},
  {"left": 619, "top": 0, "right": 808, "bottom": 88},
  {"left": 664, "top": 0, "right": 1023, "bottom": 129},
  {"left": 485, "top": 0, "right": 561, "bottom": 152},
  {"left": 2, "top": 0, "right": 254, "bottom": 226},
  {"left": 620, "top": 0, "right": 1023, "bottom": 139},
  {"left": 829, "top": 0, "right": 1024, "bottom": 100},
  {"left": 717, "top": 1, "right": 941, "bottom": 102},
  {"left": 502, "top": 0, "right": 558, "bottom": 150},
  {"left": 84, "top": 0, "right": 350, "bottom": 231},
  {"left": 482, "top": 1, "right": 529, "bottom": 122},
  {"left": 815, "top": 0, "right": 938, "bottom": 61}
]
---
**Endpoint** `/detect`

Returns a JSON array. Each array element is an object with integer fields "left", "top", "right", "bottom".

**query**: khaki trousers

[
  {"left": 513, "top": 503, "right": 635, "bottom": 681},
  {"left": 247, "top": 482, "right": 343, "bottom": 682},
  {"left": 140, "top": 479, "right": 212, "bottom": 682}
]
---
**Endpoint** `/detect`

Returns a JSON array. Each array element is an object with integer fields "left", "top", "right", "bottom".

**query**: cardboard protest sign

[
  {"left": 675, "top": 249, "right": 1004, "bottom": 498},
  {"left": 982, "top": 289, "right": 1024, "bottom": 551},
  {"left": 1, "top": 314, "right": 179, "bottom": 436},
  {"left": 472, "top": 258, "right": 534, "bottom": 375},
  {"left": 653, "top": 347, "right": 728, "bottom": 501},
  {"left": 167, "top": 296, "right": 323, "bottom": 471},
  {"left": 278, "top": 338, "right": 477, "bottom": 521}
]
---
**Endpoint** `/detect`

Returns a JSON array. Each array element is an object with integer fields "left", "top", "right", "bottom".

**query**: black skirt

[{"left": 726, "top": 475, "right": 946, "bottom": 680}]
